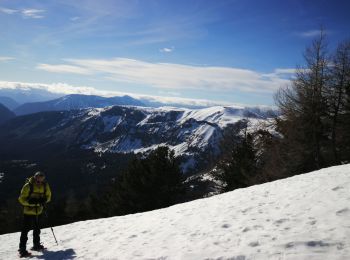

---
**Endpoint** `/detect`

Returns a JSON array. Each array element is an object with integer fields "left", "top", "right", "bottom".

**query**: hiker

[{"left": 18, "top": 171, "right": 51, "bottom": 257}]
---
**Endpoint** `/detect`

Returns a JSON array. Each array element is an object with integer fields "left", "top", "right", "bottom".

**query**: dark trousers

[{"left": 19, "top": 214, "right": 41, "bottom": 250}]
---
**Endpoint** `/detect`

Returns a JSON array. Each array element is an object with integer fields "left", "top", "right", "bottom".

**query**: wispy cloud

[
  {"left": 160, "top": 47, "right": 175, "bottom": 53},
  {"left": 262, "top": 68, "right": 296, "bottom": 78},
  {"left": 0, "top": 80, "right": 251, "bottom": 108},
  {"left": 0, "top": 6, "right": 45, "bottom": 19},
  {"left": 70, "top": 16, "right": 80, "bottom": 22},
  {"left": 158, "top": 90, "right": 181, "bottom": 96},
  {"left": 37, "top": 63, "right": 91, "bottom": 75},
  {"left": 297, "top": 30, "right": 323, "bottom": 38},
  {"left": 22, "top": 9, "right": 45, "bottom": 19},
  {"left": 0, "top": 80, "right": 103, "bottom": 96},
  {"left": 273, "top": 68, "right": 296, "bottom": 74},
  {"left": 0, "top": 56, "right": 15, "bottom": 62},
  {"left": 37, "top": 1, "right": 216, "bottom": 46},
  {"left": 37, "top": 58, "right": 290, "bottom": 94},
  {"left": 0, "top": 7, "right": 18, "bottom": 14}
]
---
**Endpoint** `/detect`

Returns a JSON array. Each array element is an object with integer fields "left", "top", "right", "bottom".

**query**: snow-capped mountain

[
  {"left": 1, "top": 164, "right": 349, "bottom": 259},
  {"left": 0, "top": 105, "right": 270, "bottom": 173},
  {"left": 14, "top": 94, "right": 145, "bottom": 115},
  {"left": 0, "top": 103, "right": 15, "bottom": 125}
]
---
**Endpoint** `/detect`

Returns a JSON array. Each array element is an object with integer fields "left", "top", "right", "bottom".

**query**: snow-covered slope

[{"left": 1, "top": 164, "right": 349, "bottom": 259}]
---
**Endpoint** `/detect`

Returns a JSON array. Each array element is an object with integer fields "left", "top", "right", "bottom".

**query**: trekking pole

[{"left": 43, "top": 205, "right": 59, "bottom": 245}]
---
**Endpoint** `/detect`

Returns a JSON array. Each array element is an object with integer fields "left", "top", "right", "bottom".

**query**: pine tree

[
  {"left": 214, "top": 121, "right": 257, "bottom": 192},
  {"left": 111, "top": 146, "right": 184, "bottom": 215}
]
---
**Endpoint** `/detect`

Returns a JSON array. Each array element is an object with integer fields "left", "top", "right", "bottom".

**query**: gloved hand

[
  {"left": 27, "top": 198, "right": 40, "bottom": 205},
  {"left": 27, "top": 197, "right": 46, "bottom": 205},
  {"left": 38, "top": 197, "right": 47, "bottom": 205}
]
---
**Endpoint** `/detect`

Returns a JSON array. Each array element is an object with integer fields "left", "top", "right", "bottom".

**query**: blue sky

[{"left": 0, "top": 0, "right": 349, "bottom": 106}]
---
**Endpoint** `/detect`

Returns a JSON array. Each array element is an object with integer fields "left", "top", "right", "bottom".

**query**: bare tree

[
  {"left": 275, "top": 30, "right": 330, "bottom": 172},
  {"left": 326, "top": 40, "right": 350, "bottom": 162}
]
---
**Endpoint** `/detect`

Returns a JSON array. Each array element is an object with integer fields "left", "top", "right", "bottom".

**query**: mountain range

[
  {"left": 0, "top": 105, "right": 270, "bottom": 173},
  {"left": 13, "top": 94, "right": 145, "bottom": 115},
  {"left": 0, "top": 86, "right": 62, "bottom": 105}
]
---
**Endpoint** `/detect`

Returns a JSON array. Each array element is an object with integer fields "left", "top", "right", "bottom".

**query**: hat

[{"left": 34, "top": 171, "right": 45, "bottom": 178}]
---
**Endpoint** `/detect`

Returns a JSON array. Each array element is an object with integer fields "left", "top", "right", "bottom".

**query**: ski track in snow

[{"left": 1, "top": 164, "right": 350, "bottom": 259}]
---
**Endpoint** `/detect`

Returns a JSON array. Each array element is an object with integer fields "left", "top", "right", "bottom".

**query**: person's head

[{"left": 34, "top": 171, "right": 45, "bottom": 184}]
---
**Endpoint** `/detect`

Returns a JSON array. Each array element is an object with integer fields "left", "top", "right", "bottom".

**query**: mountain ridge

[
  {"left": 14, "top": 94, "right": 145, "bottom": 115},
  {"left": 0, "top": 103, "right": 15, "bottom": 125},
  {"left": 0, "top": 105, "right": 270, "bottom": 173}
]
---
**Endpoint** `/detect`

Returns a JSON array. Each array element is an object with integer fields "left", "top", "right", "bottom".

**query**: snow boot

[
  {"left": 31, "top": 244, "right": 46, "bottom": 251},
  {"left": 18, "top": 249, "right": 32, "bottom": 258}
]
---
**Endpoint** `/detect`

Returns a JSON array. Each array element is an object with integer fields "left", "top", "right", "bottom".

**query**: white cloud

[
  {"left": 37, "top": 58, "right": 291, "bottom": 94},
  {"left": 0, "top": 7, "right": 45, "bottom": 18},
  {"left": 0, "top": 56, "right": 15, "bottom": 62},
  {"left": 21, "top": 9, "right": 45, "bottom": 19},
  {"left": 36, "top": 64, "right": 91, "bottom": 75},
  {"left": 0, "top": 81, "right": 97, "bottom": 95},
  {"left": 160, "top": 47, "right": 175, "bottom": 53},
  {"left": 70, "top": 16, "right": 80, "bottom": 22},
  {"left": 262, "top": 68, "right": 296, "bottom": 79},
  {"left": 273, "top": 68, "right": 296, "bottom": 74},
  {"left": 0, "top": 7, "right": 18, "bottom": 14},
  {"left": 0, "top": 80, "right": 250, "bottom": 108},
  {"left": 158, "top": 90, "right": 181, "bottom": 96}
]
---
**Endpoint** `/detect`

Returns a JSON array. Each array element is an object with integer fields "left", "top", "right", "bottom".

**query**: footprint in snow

[
  {"left": 332, "top": 186, "right": 343, "bottom": 191},
  {"left": 249, "top": 241, "right": 260, "bottom": 247},
  {"left": 306, "top": 240, "right": 330, "bottom": 247},
  {"left": 307, "top": 220, "right": 317, "bottom": 225},
  {"left": 285, "top": 242, "right": 294, "bottom": 248},
  {"left": 242, "top": 227, "right": 250, "bottom": 232},
  {"left": 336, "top": 208, "right": 349, "bottom": 216},
  {"left": 241, "top": 207, "right": 252, "bottom": 214},
  {"left": 274, "top": 218, "right": 289, "bottom": 225}
]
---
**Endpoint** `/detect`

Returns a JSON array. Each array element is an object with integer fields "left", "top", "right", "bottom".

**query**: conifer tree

[
  {"left": 214, "top": 121, "right": 257, "bottom": 192},
  {"left": 111, "top": 146, "right": 184, "bottom": 215}
]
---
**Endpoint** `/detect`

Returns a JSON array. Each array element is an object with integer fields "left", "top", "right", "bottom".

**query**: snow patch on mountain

[
  {"left": 75, "top": 105, "right": 271, "bottom": 173},
  {"left": 102, "top": 115, "right": 123, "bottom": 132},
  {"left": 83, "top": 105, "right": 268, "bottom": 153},
  {"left": 1, "top": 164, "right": 349, "bottom": 259}
]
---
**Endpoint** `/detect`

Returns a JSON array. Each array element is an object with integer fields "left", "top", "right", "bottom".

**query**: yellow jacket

[{"left": 18, "top": 177, "right": 52, "bottom": 215}]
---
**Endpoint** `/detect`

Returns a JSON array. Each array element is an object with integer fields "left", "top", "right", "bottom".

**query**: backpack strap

[
  {"left": 26, "top": 178, "right": 34, "bottom": 199},
  {"left": 43, "top": 181, "right": 47, "bottom": 198}
]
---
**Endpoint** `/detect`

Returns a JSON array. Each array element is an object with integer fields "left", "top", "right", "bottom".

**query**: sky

[{"left": 0, "top": 0, "right": 349, "bottom": 106}]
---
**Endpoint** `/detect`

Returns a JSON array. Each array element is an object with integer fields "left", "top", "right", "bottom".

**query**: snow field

[{"left": 0, "top": 164, "right": 349, "bottom": 259}]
